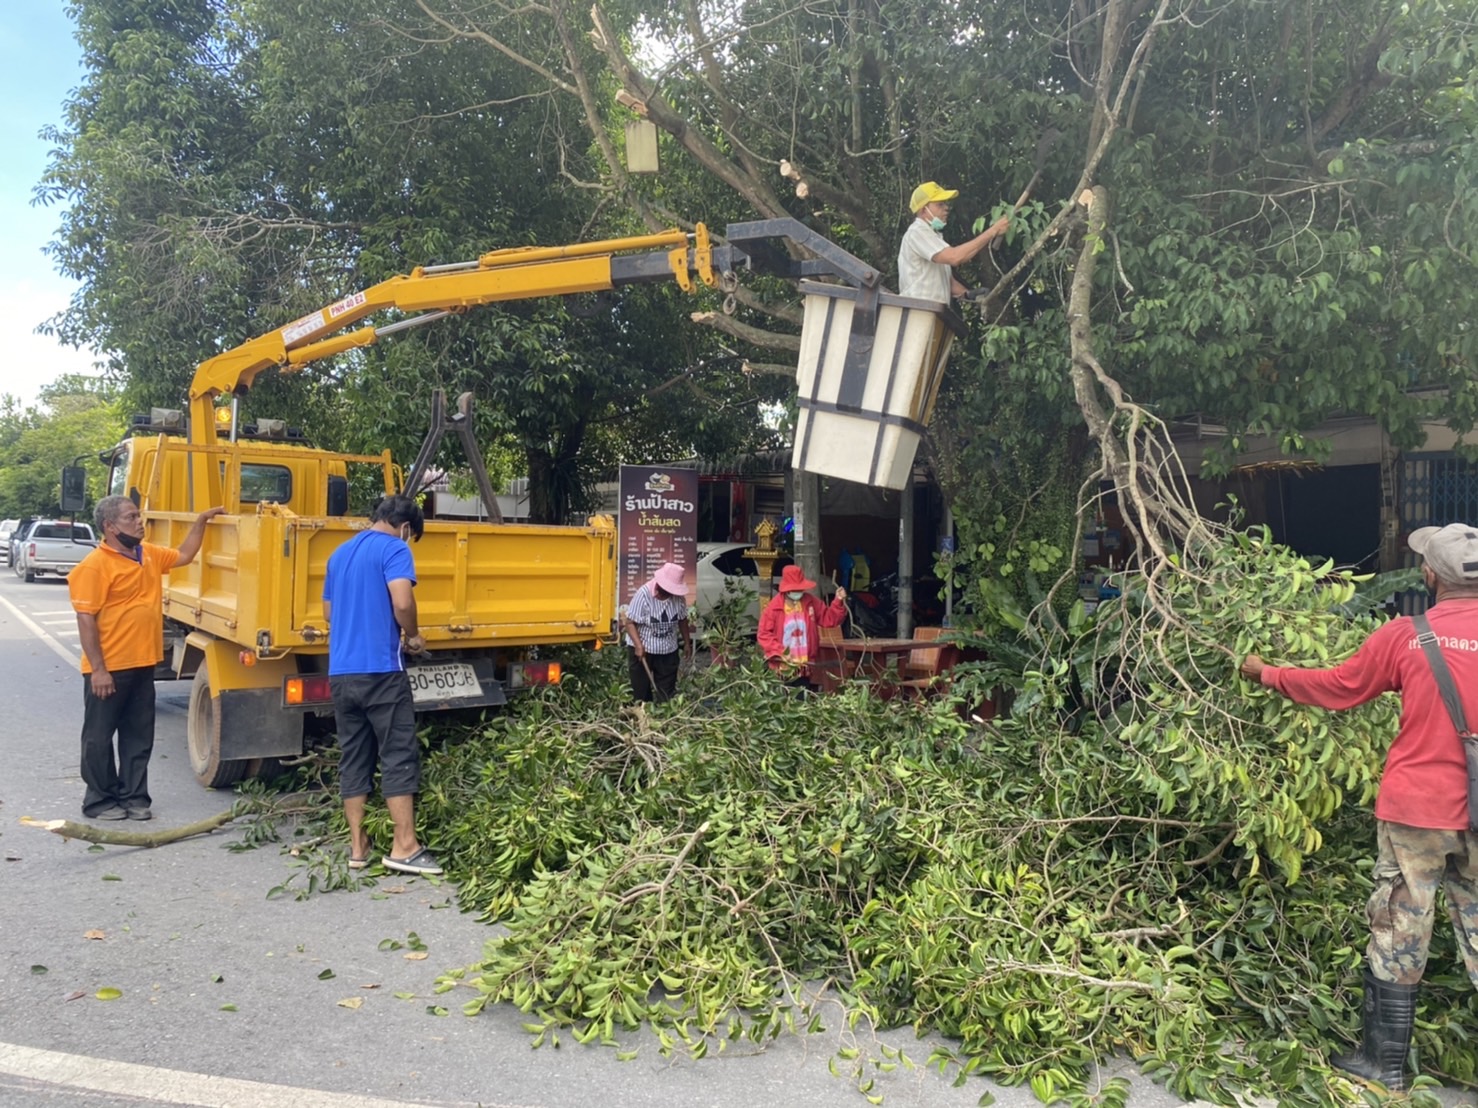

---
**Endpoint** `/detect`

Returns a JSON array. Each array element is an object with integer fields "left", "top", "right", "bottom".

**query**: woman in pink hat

[
  {"left": 757, "top": 564, "right": 848, "bottom": 690},
  {"left": 621, "top": 561, "right": 694, "bottom": 702}
]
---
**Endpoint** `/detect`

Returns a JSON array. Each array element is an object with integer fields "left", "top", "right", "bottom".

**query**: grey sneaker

[
  {"left": 91, "top": 806, "right": 128, "bottom": 820},
  {"left": 381, "top": 848, "right": 443, "bottom": 876},
  {"left": 124, "top": 807, "right": 153, "bottom": 821}
]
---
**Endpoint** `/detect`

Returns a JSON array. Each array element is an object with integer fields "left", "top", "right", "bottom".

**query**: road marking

[
  {"left": 0, "top": 592, "right": 81, "bottom": 667},
  {"left": 0, "top": 1043, "right": 537, "bottom": 1108}
]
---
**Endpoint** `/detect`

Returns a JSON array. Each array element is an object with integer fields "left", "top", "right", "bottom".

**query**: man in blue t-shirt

[{"left": 323, "top": 495, "right": 442, "bottom": 876}]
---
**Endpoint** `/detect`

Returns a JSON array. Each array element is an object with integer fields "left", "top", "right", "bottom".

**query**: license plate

[{"left": 407, "top": 663, "right": 482, "bottom": 704}]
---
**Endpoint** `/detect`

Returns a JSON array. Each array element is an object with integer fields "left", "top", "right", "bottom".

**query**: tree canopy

[
  {"left": 39, "top": 0, "right": 1478, "bottom": 542},
  {"left": 0, "top": 376, "right": 122, "bottom": 520},
  {"left": 41, "top": 0, "right": 793, "bottom": 521}
]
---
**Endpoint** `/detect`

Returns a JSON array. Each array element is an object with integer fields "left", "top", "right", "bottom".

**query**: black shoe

[
  {"left": 1331, "top": 967, "right": 1418, "bottom": 1092},
  {"left": 124, "top": 807, "right": 153, "bottom": 821},
  {"left": 90, "top": 805, "right": 128, "bottom": 821}
]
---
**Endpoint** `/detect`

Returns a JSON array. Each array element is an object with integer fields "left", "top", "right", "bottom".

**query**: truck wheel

[
  {"left": 22, "top": 566, "right": 34, "bottom": 583},
  {"left": 188, "top": 667, "right": 247, "bottom": 789}
]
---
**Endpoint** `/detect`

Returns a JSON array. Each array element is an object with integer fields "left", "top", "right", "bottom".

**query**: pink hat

[{"left": 651, "top": 562, "right": 687, "bottom": 595}]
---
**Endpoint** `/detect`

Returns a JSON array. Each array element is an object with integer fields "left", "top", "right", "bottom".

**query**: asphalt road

[{"left": 0, "top": 564, "right": 1426, "bottom": 1107}]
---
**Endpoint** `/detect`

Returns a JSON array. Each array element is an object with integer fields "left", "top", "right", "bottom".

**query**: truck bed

[{"left": 150, "top": 506, "right": 616, "bottom": 656}]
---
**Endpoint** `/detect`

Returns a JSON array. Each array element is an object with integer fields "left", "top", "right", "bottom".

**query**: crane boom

[{"left": 182, "top": 218, "right": 881, "bottom": 508}]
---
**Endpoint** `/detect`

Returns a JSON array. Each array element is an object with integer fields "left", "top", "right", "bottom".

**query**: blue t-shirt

[{"left": 323, "top": 529, "right": 417, "bottom": 676}]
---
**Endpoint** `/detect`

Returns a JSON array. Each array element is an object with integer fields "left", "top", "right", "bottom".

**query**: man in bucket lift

[{"left": 897, "top": 181, "right": 1010, "bottom": 303}]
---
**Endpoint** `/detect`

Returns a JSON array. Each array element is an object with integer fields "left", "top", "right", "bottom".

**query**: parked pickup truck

[{"left": 12, "top": 520, "right": 97, "bottom": 582}]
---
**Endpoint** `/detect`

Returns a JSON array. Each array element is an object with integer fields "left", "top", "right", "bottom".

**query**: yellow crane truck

[{"left": 102, "top": 219, "right": 883, "bottom": 788}]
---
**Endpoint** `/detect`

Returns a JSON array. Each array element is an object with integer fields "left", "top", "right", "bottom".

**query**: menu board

[{"left": 617, "top": 465, "right": 699, "bottom": 608}]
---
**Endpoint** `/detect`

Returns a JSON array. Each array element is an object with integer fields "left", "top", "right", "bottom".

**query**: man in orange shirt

[{"left": 69, "top": 496, "right": 223, "bottom": 820}]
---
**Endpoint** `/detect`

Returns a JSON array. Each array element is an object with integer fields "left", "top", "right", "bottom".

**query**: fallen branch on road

[{"left": 20, "top": 809, "right": 236, "bottom": 847}]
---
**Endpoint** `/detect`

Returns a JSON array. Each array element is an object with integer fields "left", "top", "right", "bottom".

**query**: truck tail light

[
  {"left": 27, "top": 543, "right": 36, "bottom": 557},
  {"left": 284, "top": 674, "right": 333, "bottom": 706},
  {"left": 509, "top": 661, "right": 561, "bottom": 688}
]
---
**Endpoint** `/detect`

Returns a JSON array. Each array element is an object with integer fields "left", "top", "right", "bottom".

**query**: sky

[{"left": 0, "top": 4, "right": 99, "bottom": 410}]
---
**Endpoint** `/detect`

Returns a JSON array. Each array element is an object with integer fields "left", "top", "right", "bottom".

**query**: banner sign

[{"left": 617, "top": 465, "right": 699, "bottom": 608}]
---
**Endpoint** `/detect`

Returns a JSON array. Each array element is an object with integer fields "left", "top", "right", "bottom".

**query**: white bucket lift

[
  {"left": 708, "top": 221, "right": 965, "bottom": 490},
  {"left": 791, "top": 283, "right": 965, "bottom": 490}
]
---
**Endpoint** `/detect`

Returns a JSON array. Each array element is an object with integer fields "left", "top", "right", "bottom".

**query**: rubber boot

[{"left": 1331, "top": 968, "right": 1418, "bottom": 1092}]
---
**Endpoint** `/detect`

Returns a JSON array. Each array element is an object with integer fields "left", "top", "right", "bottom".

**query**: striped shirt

[{"left": 623, "top": 583, "right": 688, "bottom": 654}]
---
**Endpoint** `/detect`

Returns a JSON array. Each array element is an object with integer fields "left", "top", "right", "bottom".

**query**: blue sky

[{"left": 1, "top": 4, "right": 97, "bottom": 409}]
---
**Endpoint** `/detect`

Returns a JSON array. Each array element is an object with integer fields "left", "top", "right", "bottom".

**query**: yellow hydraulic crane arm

[
  {"left": 179, "top": 216, "right": 879, "bottom": 510},
  {"left": 187, "top": 227, "right": 703, "bottom": 451}
]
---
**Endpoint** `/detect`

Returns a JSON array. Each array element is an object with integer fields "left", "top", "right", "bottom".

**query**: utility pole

[
  {"left": 897, "top": 478, "right": 914, "bottom": 637},
  {"left": 793, "top": 468, "right": 822, "bottom": 585}
]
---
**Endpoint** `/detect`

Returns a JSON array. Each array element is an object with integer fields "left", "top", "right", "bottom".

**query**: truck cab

[{"left": 103, "top": 409, "right": 353, "bottom": 519}]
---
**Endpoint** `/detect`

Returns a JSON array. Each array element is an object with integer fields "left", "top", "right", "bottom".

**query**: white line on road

[
  {"left": 0, "top": 1042, "right": 537, "bottom": 1108},
  {"left": 0, "top": 591, "right": 81, "bottom": 667}
]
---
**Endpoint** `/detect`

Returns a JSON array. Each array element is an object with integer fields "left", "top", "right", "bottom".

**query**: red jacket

[
  {"left": 1261, "top": 598, "right": 1478, "bottom": 830},
  {"left": 757, "top": 593, "right": 847, "bottom": 674}
]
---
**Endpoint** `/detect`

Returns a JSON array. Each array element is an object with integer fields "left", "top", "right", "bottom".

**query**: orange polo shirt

[{"left": 68, "top": 542, "right": 182, "bottom": 674}]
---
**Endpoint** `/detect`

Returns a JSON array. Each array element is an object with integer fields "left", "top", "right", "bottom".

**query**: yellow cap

[{"left": 909, "top": 181, "right": 959, "bottom": 213}]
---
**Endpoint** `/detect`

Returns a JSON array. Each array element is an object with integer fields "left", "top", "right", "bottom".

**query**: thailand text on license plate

[{"left": 408, "top": 663, "right": 481, "bottom": 704}]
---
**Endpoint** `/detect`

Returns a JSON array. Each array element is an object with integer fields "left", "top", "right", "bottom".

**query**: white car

[
  {"left": 694, "top": 542, "right": 801, "bottom": 630},
  {"left": 0, "top": 520, "right": 18, "bottom": 565}
]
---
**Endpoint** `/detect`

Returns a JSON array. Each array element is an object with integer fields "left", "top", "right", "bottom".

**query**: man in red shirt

[{"left": 1241, "top": 523, "right": 1478, "bottom": 1092}]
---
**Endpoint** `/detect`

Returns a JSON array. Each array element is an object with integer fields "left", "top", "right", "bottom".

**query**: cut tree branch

[
  {"left": 690, "top": 311, "right": 801, "bottom": 352},
  {"left": 22, "top": 810, "right": 236, "bottom": 847}
]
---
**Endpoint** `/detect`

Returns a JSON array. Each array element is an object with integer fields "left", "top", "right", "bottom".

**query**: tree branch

[{"left": 690, "top": 311, "right": 801, "bottom": 352}]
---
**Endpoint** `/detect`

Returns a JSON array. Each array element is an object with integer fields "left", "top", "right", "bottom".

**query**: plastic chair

[{"left": 898, "top": 627, "right": 957, "bottom": 697}]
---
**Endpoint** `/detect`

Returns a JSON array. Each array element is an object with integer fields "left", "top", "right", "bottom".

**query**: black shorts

[{"left": 329, "top": 671, "right": 420, "bottom": 799}]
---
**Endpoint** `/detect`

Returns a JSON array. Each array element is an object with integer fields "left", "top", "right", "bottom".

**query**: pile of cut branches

[{"left": 403, "top": 527, "right": 1468, "bottom": 1107}]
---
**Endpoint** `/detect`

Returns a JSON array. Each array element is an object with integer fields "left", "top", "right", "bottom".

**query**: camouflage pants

[{"left": 1367, "top": 819, "right": 1478, "bottom": 986}]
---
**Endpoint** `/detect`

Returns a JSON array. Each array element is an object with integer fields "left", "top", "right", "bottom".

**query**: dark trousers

[
  {"left": 628, "top": 647, "right": 680, "bottom": 703},
  {"left": 330, "top": 672, "right": 420, "bottom": 799},
  {"left": 80, "top": 667, "right": 156, "bottom": 815}
]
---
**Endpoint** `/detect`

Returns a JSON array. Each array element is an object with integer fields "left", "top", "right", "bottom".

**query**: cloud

[{"left": 0, "top": 275, "right": 103, "bottom": 407}]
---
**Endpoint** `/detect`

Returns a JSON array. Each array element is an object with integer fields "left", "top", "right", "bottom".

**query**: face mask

[
  {"left": 928, "top": 217, "right": 946, "bottom": 232},
  {"left": 786, "top": 591, "right": 804, "bottom": 601},
  {"left": 116, "top": 531, "right": 142, "bottom": 550}
]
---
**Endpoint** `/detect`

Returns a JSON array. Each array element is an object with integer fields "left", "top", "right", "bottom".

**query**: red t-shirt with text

[{"left": 1260, "top": 599, "right": 1478, "bottom": 830}]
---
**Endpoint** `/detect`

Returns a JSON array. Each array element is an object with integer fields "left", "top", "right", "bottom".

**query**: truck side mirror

[
  {"left": 60, "top": 466, "right": 87, "bottom": 513},
  {"left": 326, "top": 475, "right": 349, "bottom": 517}
]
